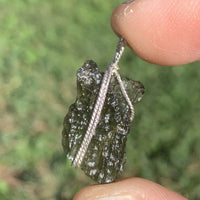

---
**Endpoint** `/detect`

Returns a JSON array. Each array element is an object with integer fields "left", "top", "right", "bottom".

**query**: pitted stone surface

[{"left": 62, "top": 60, "right": 144, "bottom": 183}]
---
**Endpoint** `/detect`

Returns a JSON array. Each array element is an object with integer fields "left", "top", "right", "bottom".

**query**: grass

[{"left": 0, "top": 0, "right": 200, "bottom": 199}]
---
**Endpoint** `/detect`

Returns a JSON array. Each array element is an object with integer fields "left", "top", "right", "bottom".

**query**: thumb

[
  {"left": 73, "top": 178, "right": 188, "bottom": 200},
  {"left": 111, "top": 0, "right": 200, "bottom": 66}
]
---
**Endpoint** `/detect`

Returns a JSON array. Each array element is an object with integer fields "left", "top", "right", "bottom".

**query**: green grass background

[{"left": 0, "top": 0, "right": 200, "bottom": 199}]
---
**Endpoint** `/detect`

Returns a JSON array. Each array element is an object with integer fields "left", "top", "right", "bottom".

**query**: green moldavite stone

[{"left": 62, "top": 60, "right": 144, "bottom": 184}]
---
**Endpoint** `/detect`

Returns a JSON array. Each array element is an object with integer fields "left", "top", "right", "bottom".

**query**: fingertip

[
  {"left": 73, "top": 184, "right": 103, "bottom": 200},
  {"left": 74, "top": 178, "right": 188, "bottom": 200},
  {"left": 111, "top": 0, "right": 200, "bottom": 66}
]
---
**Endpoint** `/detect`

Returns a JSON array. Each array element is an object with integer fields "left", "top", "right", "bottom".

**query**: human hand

[
  {"left": 74, "top": 178, "right": 188, "bottom": 200},
  {"left": 111, "top": 0, "right": 200, "bottom": 66}
]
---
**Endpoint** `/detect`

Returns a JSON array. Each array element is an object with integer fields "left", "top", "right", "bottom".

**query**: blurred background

[{"left": 0, "top": 0, "right": 200, "bottom": 199}]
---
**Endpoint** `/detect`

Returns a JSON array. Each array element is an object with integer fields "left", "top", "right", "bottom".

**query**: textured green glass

[{"left": 62, "top": 60, "right": 145, "bottom": 183}]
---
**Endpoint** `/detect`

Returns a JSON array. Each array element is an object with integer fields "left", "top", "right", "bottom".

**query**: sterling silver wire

[{"left": 72, "top": 37, "right": 134, "bottom": 168}]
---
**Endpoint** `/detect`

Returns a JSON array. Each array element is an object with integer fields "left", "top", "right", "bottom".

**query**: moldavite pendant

[{"left": 62, "top": 38, "right": 144, "bottom": 183}]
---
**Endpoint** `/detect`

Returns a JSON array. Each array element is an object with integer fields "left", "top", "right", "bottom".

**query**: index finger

[{"left": 111, "top": 0, "right": 200, "bottom": 66}]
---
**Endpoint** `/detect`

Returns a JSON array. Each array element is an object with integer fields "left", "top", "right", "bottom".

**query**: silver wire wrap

[{"left": 72, "top": 37, "right": 134, "bottom": 167}]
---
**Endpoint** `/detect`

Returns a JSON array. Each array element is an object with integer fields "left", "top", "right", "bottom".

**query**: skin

[
  {"left": 74, "top": 178, "right": 188, "bottom": 200},
  {"left": 74, "top": 0, "right": 199, "bottom": 199},
  {"left": 111, "top": 0, "right": 200, "bottom": 66}
]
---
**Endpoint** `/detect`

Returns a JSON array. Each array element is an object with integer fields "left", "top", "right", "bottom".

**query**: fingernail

[{"left": 122, "top": 0, "right": 134, "bottom": 4}]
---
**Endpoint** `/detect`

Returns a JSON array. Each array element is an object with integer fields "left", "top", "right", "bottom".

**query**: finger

[
  {"left": 74, "top": 178, "right": 188, "bottom": 200},
  {"left": 111, "top": 0, "right": 200, "bottom": 66}
]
